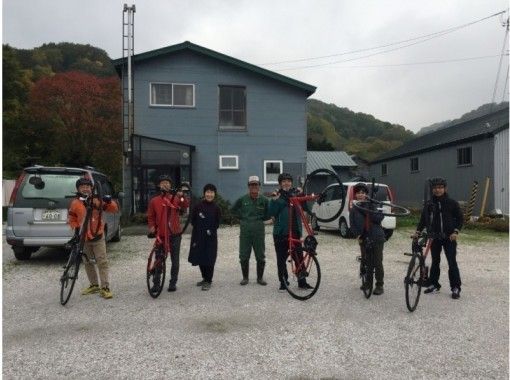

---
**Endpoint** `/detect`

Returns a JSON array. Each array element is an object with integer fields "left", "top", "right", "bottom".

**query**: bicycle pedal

[
  {"left": 403, "top": 252, "right": 413, "bottom": 256},
  {"left": 356, "top": 256, "right": 362, "bottom": 262}
]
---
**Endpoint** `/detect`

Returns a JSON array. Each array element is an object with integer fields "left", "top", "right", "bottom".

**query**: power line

[{"left": 259, "top": 9, "right": 506, "bottom": 67}]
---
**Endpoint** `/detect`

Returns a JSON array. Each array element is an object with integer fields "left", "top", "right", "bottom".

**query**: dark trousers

[
  {"left": 360, "top": 241, "right": 384, "bottom": 286},
  {"left": 168, "top": 235, "right": 181, "bottom": 285},
  {"left": 199, "top": 265, "right": 215, "bottom": 283},
  {"left": 429, "top": 238, "right": 461, "bottom": 291},
  {"left": 273, "top": 235, "right": 307, "bottom": 286}
]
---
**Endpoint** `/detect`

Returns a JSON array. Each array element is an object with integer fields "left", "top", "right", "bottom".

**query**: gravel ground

[{"left": 3, "top": 226, "right": 508, "bottom": 379}]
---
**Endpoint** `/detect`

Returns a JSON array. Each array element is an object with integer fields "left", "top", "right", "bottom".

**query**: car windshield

[
  {"left": 21, "top": 174, "right": 81, "bottom": 199},
  {"left": 368, "top": 185, "right": 390, "bottom": 202}
]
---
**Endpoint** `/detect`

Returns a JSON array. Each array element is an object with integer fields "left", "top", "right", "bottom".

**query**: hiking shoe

[
  {"left": 279, "top": 283, "right": 287, "bottom": 291},
  {"left": 201, "top": 282, "right": 211, "bottom": 291},
  {"left": 81, "top": 284, "right": 100, "bottom": 295},
  {"left": 240, "top": 278, "right": 249, "bottom": 286},
  {"left": 257, "top": 278, "right": 267, "bottom": 286},
  {"left": 424, "top": 284, "right": 441, "bottom": 294},
  {"left": 298, "top": 282, "right": 314, "bottom": 289},
  {"left": 99, "top": 287, "right": 113, "bottom": 299},
  {"left": 167, "top": 283, "right": 177, "bottom": 292},
  {"left": 451, "top": 288, "right": 460, "bottom": 299},
  {"left": 196, "top": 280, "right": 205, "bottom": 287},
  {"left": 373, "top": 286, "right": 384, "bottom": 295}
]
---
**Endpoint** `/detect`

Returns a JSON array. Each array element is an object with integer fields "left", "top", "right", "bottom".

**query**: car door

[{"left": 320, "top": 185, "right": 340, "bottom": 229}]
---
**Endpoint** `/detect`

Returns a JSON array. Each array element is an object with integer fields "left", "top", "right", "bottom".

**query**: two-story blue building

[{"left": 113, "top": 41, "right": 316, "bottom": 213}]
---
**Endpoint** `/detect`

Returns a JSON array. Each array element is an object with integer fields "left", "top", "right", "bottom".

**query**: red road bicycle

[
  {"left": 279, "top": 169, "right": 346, "bottom": 300},
  {"left": 146, "top": 184, "right": 191, "bottom": 298}
]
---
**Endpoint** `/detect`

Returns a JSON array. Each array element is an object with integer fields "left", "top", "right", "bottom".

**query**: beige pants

[{"left": 83, "top": 236, "right": 109, "bottom": 288}]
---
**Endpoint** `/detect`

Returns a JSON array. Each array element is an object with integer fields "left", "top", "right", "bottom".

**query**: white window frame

[
  {"left": 219, "top": 155, "right": 239, "bottom": 170},
  {"left": 149, "top": 82, "right": 195, "bottom": 107},
  {"left": 263, "top": 160, "right": 283, "bottom": 184}
]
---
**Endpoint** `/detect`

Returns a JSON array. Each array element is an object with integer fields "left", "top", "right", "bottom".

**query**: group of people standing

[{"left": 70, "top": 172, "right": 464, "bottom": 301}]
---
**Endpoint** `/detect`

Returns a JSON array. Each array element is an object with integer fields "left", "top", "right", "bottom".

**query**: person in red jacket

[
  {"left": 68, "top": 177, "right": 119, "bottom": 299},
  {"left": 147, "top": 175, "right": 190, "bottom": 292}
]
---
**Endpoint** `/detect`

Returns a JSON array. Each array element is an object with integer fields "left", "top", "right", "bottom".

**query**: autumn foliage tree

[{"left": 27, "top": 71, "right": 122, "bottom": 186}]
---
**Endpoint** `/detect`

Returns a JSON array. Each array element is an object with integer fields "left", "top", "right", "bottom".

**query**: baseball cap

[{"left": 248, "top": 175, "right": 260, "bottom": 185}]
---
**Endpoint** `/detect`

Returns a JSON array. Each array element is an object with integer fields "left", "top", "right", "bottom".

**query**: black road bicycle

[{"left": 404, "top": 232, "right": 432, "bottom": 312}]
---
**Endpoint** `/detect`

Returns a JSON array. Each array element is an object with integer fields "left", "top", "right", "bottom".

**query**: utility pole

[{"left": 490, "top": 11, "right": 509, "bottom": 111}]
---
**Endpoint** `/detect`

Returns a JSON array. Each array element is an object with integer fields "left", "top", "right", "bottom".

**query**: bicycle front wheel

[
  {"left": 360, "top": 257, "right": 373, "bottom": 299},
  {"left": 405, "top": 254, "right": 423, "bottom": 312},
  {"left": 284, "top": 250, "right": 321, "bottom": 301},
  {"left": 60, "top": 249, "right": 81, "bottom": 305},
  {"left": 147, "top": 247, "right": 166, "bottom": 298}
]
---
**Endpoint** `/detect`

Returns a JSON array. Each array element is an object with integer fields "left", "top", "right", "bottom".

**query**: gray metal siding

[
  {"left": 369, "top": 138, "right": 495, "bottom": 214},
  {"left": 494, "top": 128, "right": 509, "bottom": 214},
  {"left": 128, "top": 50, "right": 309, "bottom": 202}
]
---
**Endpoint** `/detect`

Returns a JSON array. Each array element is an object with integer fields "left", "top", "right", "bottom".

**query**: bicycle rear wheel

[
  {"left": 353, "top": 199, "right": 410, "bottom": 217},
  {"left": 302, "top": 168, "right": 345, "bottom": 223},
  {"left": 147, "top": 247, "right": 166, "bottom": 298},
  {"left": 405, "top": 254, "right": 423, "bottom": 312},
  {"left": 60, "top": 248, "right": 81, "bottom": 305},
  {"left": 284, "top": 250, "right": 321, "bottom": 301},
  {"left": 360, "top": 257, "right": 373, "bottom": 299}
]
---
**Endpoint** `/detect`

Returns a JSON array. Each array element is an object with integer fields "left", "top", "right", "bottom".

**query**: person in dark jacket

[
  {"left": 412, "top": 177, "right": 464, "bottom": 299},
  {"left": 268, "top": 172, "right": 312, "bottom": 291},
  {"left": 349, "top": 183, "right": 386, "bottom": 295},
  {"left": 188, "top": 184, "right": 221, "bottom": 291}
]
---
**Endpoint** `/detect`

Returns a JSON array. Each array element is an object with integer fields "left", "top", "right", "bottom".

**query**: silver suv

[{"left": 6, "top": 166, "right": 122, "bottom": 260}]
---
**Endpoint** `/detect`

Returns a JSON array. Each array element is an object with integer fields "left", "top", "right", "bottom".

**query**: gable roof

[
  {"left": 371, "top": 107, "right": 509, "bottom": 163},
  {"left": 307, "top": 151, "right": 357, "bottom": 174},
  {"left": 112, "top": 41, "right": 316, "bottom": 96}
]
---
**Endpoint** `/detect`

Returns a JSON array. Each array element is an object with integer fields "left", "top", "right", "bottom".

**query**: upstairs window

[
  {"left": 219, "top": 85, "right": 246, "bottom": 130},
  {"left": 219, "top": 155, "right": 239, "bottom": 170},
  {"left": 457, "top": 147, "right": 472, "bottom": 166},
  {"left": 410, "top": 157, "right": 419, "bottom": 172},
  {"left": 381, "top": 163, "right": 388, "bottom": 176},
  {"left": 150, "top": 83, "right": 195, "bottom": 107},
  {"left": 264, "top": 160, "right": 282, "bottom": 184}
]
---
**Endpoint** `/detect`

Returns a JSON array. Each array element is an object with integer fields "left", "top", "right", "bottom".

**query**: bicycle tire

[
  {"left": 303, "top": 168, "right": 345, "bottom": 223},
  {"left": 147, "top": 246, "right": 166, "bottom": 298},
  {"left": 405, "top": 254, "right": 423, "bottom": 312},
  {"left": 60, "top": 248, "right": 81, "bottom": 305},
  {"left": 284, "top": 251, "right": 321, "bottom": 301},
  {"left": 352, "top": 198, "right": 410, "bottom": 217},
  {"left": 176, "top": 183, "right": 193, "bottom": 235},
  {"left": 360, "top": 256, "right": 373, "bottom": 299}
]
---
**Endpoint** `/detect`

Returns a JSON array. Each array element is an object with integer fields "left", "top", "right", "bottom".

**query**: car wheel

[
  {"left": 111, "top": 225, "right": 121, "bottom": 242},
  {"left": 383, "top": 228, "right": 393, "bottom": 241},
  {"left": 339, "top": 218, "right": 352, "bottom": 239},
  {"left": 12, "top": 247, "right": 33, "bottom": 261},
  {"left": 311, "top": 215, "right": 320, "bottom": 231}
]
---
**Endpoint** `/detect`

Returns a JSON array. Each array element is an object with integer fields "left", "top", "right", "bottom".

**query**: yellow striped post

[{"left": 465, "top": 181, "right": 478, "bottom": 221}]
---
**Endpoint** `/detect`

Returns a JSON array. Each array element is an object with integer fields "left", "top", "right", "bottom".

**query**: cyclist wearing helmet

[
  {"left": 349, "top": 183, "right": 386, "bottom": 295},
  {"left": 68, "top": 176, "right": 119, "bottom": 299},
  {"left": 147, "top": 174, "right": 190, "bottom": 292},
  {"left": 413, "top": 177, "right": 464, "bottom": 299},
  {"left": 268, "top": 172, "right": 312, "bottom": 291}
]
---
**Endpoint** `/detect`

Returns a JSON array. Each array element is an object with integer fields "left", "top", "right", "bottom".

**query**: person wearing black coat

[
  {"left": 349, "top": 183, "right": 386, "bottom": 295},
  {"left": 413, "top": 177, "right": 463, "bottom": 299},
  {"left": 188, "top": 184, "right": 221, "bottom": 291}
]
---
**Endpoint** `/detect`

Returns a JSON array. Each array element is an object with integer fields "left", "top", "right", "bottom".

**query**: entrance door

[{"left": 137, "top": 166, "right": 180, "bottom": 212}]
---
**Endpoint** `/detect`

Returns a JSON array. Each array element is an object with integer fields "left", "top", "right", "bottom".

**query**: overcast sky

[{"left": 3, "top": 0, "right": 509, "bottom": 132}]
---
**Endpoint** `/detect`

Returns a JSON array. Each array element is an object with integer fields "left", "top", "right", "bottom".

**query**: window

[
  {"left": 381, "top": 163, "right": 387, "bottom": 176},
  {"left": 457, "top": 147, "right": 472, "bottom": 166},
  {"left": 264, "top": 160, "right": 282, "bottom": 184},
  {"left": 150, "top": 83, "right": 195, "bottom": 107},
  {"left": 219, "top": 155, "right": 239, "bottom": 170},
  {"left": 410, "top": 157, "right": 419, "bottom": 172},
  {"left": 219, "top": 85, "right": 246, "bottom": 130}
]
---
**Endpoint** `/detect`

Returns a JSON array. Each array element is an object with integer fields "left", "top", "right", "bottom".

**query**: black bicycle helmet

[
  {"left": 353, "top": 182, "right": 369, "bottom": 193},
  {"left": 429, "top": 177, "right": 447, "bottom": 187},
  {"left": 157, "top": 174, "right": 173, "bottom": 185},
  {"left": 75, "top": 177, "right": 93, "bottom": 189},
  {"left": 278, "top": 172, "right": 293, "bottom": 183}
]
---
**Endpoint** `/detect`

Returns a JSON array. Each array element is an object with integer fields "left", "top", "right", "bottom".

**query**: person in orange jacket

[
  {"left": 68, "top": 177, "right": 119, "bottom": 299},
  {"left": 147, "top": 175, "right": 190, "bottom": 292}
]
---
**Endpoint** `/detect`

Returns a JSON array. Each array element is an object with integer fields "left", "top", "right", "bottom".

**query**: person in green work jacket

[{"left": 231, "top": 175, "right": 270, "bottom": 286}]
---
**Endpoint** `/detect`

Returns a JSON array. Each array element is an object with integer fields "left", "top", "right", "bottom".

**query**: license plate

[{"left": 42, "top": 210, "right": 61, "bottom": 221}]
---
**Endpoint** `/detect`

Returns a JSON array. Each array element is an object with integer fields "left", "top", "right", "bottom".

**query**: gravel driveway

[{"left": 3, "top": 226, "right": 508, "bottom": 379}]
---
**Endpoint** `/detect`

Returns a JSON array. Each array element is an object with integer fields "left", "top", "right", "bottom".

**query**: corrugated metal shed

[
  {"left": 307, "top": 151, "right": 357, "bottom": 174},
  {"left": 494, "top": 127, "right": 509, "bottom": 214},
  {"left": 372, "top": 108, "right": 509, "bottom": 163}
]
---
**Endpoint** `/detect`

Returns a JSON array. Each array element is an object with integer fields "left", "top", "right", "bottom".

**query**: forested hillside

[{"left": 307, "top": 99, "right": 414, "bottom": 161}]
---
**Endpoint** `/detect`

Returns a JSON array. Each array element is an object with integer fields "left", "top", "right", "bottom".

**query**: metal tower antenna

[{"left": 490, "top": 11, "right": 509, "bottom": 111}]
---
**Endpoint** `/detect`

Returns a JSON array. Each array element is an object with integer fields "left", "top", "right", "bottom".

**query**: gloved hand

[{"left": 102, "top": 195, "right": 112, "bottom": 204}]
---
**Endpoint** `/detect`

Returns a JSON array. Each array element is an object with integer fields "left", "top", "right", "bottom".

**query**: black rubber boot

[
  {"left": 256, "top": 262, "right": 267, "bottom": 286},
  {"left": 240, "top": 262, "right": 249, "bottom": 285}
]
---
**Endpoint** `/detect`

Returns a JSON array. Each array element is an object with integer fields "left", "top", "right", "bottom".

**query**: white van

[{"left": 310, "top": 181, "right": 396, "bottom": 240}]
